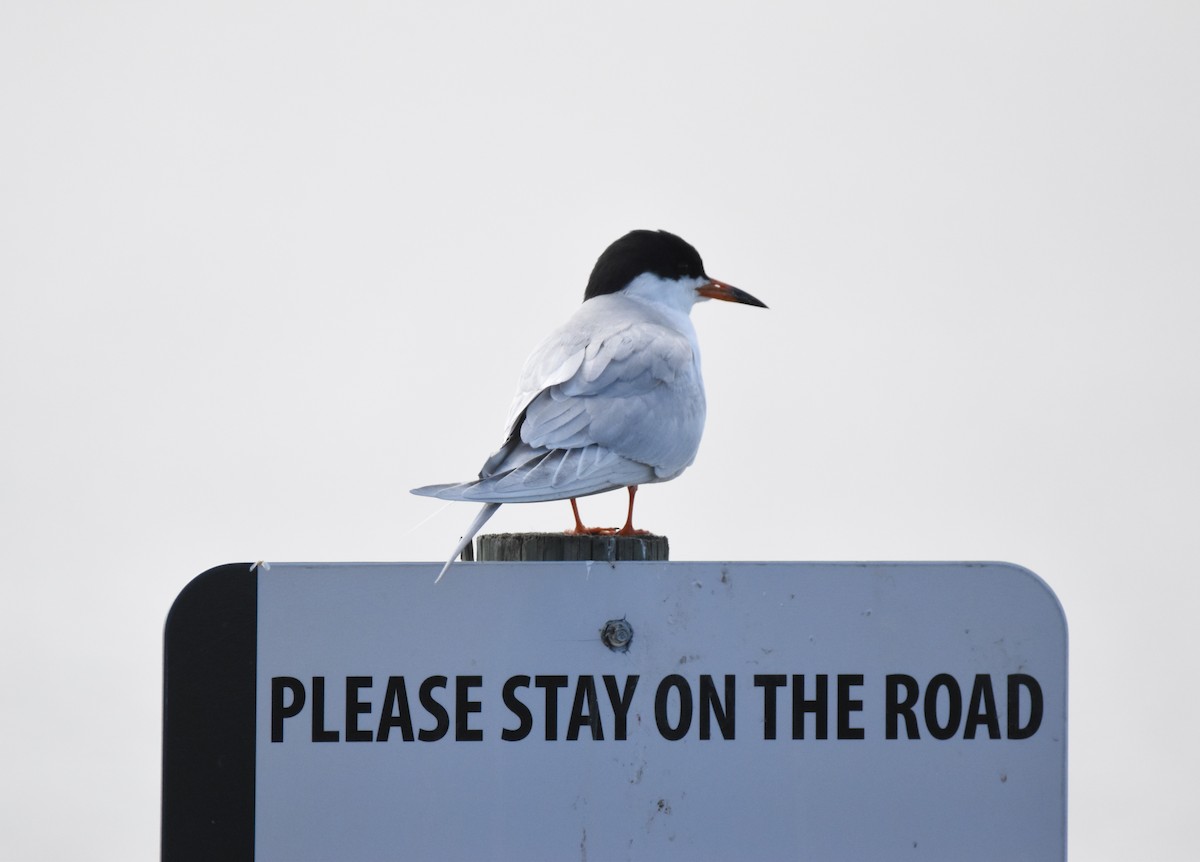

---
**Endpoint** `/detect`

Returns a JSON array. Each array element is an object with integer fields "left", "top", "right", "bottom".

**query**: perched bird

[{"left": 412, "top": 229, "right": 767, "bottom": 580}]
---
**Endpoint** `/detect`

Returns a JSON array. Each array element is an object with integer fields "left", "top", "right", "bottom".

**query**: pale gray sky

[{"left": 2, "top": 2, "right": 1198, "bottom": 859}]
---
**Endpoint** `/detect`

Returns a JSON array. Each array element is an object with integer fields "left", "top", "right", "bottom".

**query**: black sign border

[{"left": 162, "top": 563, "right": 256, "bottom": 861}]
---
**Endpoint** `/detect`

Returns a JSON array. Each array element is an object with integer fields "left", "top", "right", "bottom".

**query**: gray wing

[{"left": 412, "top": 297, "right": 706, "bottom": 503}]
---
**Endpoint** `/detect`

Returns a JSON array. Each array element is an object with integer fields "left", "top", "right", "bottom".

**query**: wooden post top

[{"left": 464, "top": 532, "right": 669, "bottom": 563}]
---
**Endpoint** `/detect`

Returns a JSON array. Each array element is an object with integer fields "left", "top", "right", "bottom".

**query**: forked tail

[{"left": 435, "top": 503, "right": 501, "bottom": 583}]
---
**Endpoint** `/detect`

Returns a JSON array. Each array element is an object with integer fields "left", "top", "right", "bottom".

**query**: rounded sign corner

[
  {"left": 165, "top": 562, "right": 255, "bottom": 636},
  {"left": 982, "top": 560, "right": 1069, "bottom": 639}
]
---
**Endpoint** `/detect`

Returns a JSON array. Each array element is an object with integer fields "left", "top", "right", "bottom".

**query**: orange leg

[
  {"left": 615, "top": 485, "right": 650, "bottom": 537},
  {"left": 568, "top": 498, "right": 615, "bottom": 534},
  {"left": 566, "top": 489, "right": 652, "bottom": 537},
  {"left": 567, "top": 488, "right": 651, "bottom": 536},
  {"left": 569, "top": 498, "right": 588, "bottom": 533}
]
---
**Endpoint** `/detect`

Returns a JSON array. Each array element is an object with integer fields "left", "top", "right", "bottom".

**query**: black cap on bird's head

[
  {"left": 584, "top": 229, "right": 768, "bottom": 309},
  {"left": 584, "top": 230, "right": 705, "bottom": 300}
]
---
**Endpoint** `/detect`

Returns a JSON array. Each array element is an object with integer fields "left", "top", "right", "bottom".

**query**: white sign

[{"left": 252, "top": 561, "right": 1066, "bottom": 861}]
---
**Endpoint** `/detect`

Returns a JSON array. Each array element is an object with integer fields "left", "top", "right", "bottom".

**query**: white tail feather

[{"left": 435, "top": 503, "right": 501, "bottom": 583}]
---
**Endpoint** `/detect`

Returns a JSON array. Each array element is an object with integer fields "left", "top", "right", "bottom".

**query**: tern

[{"left": 412, "top": 229, "right": 767, "bottom": 580}]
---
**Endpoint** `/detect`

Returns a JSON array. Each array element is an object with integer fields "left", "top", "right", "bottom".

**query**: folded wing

[{"left": 411, "top": 296, "right": 706, "bottom": 503}]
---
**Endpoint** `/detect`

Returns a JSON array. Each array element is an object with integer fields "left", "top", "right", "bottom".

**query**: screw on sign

[{"left": 600, "top": 617, "right": 634, "bottom": 652}]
